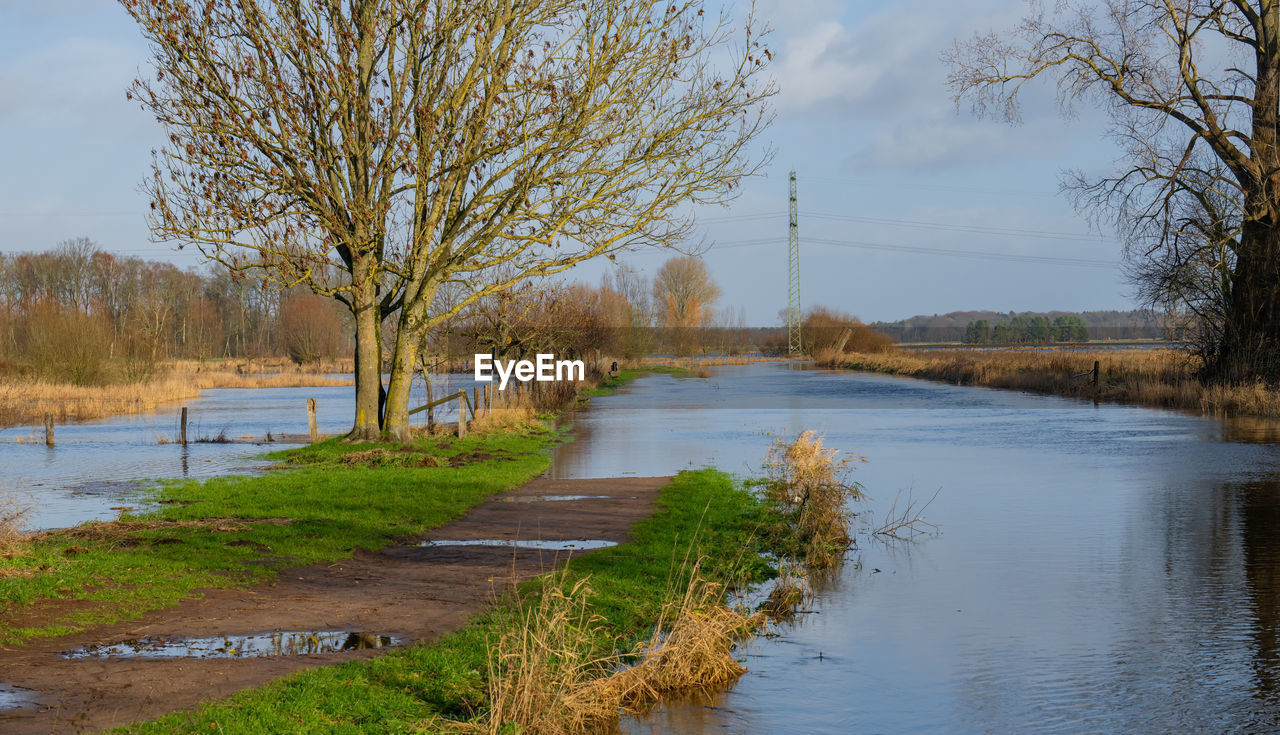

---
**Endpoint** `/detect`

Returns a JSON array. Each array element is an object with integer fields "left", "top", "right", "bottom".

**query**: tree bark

[
  {"left": 1219, "top": 217, "right": 1280, "bottom": 381},
  {"left": 349, "top": 258, "right": 383, "bottom": 441}
]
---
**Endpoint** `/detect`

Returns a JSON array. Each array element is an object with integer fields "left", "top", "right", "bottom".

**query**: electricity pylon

[{"left": 787, "top": 169, "right": 802, "bottom": 356}]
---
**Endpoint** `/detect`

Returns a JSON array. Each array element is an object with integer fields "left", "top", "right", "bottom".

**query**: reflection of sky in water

[
  {"left": 545, "top": 363, "right": 1280, "bottom": 734},
  {"left": 0, "top": 373, "right": 486, "bottom": 530}
]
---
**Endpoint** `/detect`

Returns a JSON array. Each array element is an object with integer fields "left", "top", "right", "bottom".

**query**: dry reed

[
  {"left": 0, "top": 490, "right": 31, "bottom": 565},
  {"left": 464, "top": 566, "right": 761, "bottom": 735},
  {"left": 761, "top": 431, "right": 865, "bottom": 569},
  {"left": 0, "top": 363, "right": 353, "bottom": 429},
  {"left": 817, "top": 347, "right": 1280, "bottom": 417}
]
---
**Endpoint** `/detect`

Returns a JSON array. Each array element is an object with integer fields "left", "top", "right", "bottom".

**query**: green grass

[
  {"left": 0, "top": 424, "right": 561, "bottom": 645},
  {"left": 115, "top": 469, "right": 775, "bottom": 734},
  {"left": 579, "top": 364, "right": 693, "bottom": 398}
]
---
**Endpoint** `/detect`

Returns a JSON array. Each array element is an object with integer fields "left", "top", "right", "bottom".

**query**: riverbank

[
  {"left": 105, "top": 469, "right": 772, "bottom": 734},
  {"left": 820, "top": 348, "right": 1280, "bottom": 417}
]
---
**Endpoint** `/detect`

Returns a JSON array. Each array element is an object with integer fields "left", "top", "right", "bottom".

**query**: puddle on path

[
  {"left": 500, "top": 494, "right": 626, "bottom": 503},
  {"left": 61, "top": 631, "right": 399, "bottom": 660},
  {"left": 0, "top": 685, "right": 37, "bottom": 710},
  {"left": 421, "top": 538, "right": 618, "bottom": 551}
]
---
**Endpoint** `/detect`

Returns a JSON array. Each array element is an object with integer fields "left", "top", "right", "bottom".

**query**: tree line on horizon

[{"left": 962, "top": 315, "right": 1089, "bottom": 345}]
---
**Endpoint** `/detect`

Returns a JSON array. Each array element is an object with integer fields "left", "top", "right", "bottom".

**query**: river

[{"left": 551, "top": 362, "right": 1280, "bottom": 734}]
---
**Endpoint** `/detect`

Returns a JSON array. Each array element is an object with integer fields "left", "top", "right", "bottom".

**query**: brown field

[
  {"left": 817, "top": 347, "right": 1280, "bottom": 418},
  {"left": 0, "top": 359, "right": 354, "bottom": 429}
]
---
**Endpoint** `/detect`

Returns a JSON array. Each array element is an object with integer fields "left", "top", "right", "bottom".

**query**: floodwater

[
  {"left": 0, "top": 373, "right": 480, "bottom": 530},
  {"left": 62, "top": 631, "right": 398, "bottom": 659},
  {"left": 547, "top": 363, "right": 1280, "bottom": 734}
]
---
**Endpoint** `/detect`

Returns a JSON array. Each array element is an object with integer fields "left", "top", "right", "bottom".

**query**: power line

[
  {"left": 804, "top": 211, "right": 1102, "bottom": 242},
  {"left": 697, "top": 235, "right": 1118, "bottom": 268}
]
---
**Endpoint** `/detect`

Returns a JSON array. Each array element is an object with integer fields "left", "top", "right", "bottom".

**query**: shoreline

[{"left": 819, "top": 348, "right": 1280, "bottom": 419}]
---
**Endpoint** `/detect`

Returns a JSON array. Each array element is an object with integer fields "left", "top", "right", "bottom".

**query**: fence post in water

[
  {"left": 473, "top": 386, "right": 480, "bottom": 418},
  {"left": 457, "top": 390, "right": 467, "bottom": 438},
  {"left": 180, "top": 407, "right": 188, "bottom": 446},
  {"left": 306, "top": 398, "right": 318, "bottom": 442},
  {"left": 44, "top": 413, "right": 54, "bottom": 447},
  {"left": 1092, "top": 360, "right": 1100, "bottom": 387}
]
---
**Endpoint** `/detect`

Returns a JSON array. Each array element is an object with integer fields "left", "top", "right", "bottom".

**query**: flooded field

[
  {"left": 0, "top": 374, "right": 479, "bottom": 530},
  {"left": 11, "top": 360, "right": 1280, "bottom": 732},
  {"left": 549, "top": 363, "right": 1280, "bottom": 734}
]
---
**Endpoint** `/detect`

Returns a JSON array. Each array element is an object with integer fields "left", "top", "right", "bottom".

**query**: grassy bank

[
  {"left": 0, "top": 424, "right": 558, "bottom": 645},
  {"left": 115, "top": 469, "right": 776, "bottom": 734},
  {"left": 821, "top": 348, "right": 1280, "bottom": 417}
]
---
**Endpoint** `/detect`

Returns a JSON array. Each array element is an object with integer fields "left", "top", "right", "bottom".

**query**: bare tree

[
  {"left": 653, "top": 254, "right": 720, "bottom": 353},
  {"left": 947, "top": 1, "right": 1280, "bottom": 381},
  {"left": 377, "top": 0, "right": 775, "bottom": 439},
  {"left": 124, "top": 0, "right": 774, "bottom": 441}
]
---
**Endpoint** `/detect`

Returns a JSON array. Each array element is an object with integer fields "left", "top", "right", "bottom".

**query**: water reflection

[
  {"left": 543, "top": 363, "right": 1280, "bottom": 734},
  {"left": 61, "top": 630, "right": 399, "bottom": 659},
  {"left": 0, "top": 372, "right": 487, "bottom": 530}
]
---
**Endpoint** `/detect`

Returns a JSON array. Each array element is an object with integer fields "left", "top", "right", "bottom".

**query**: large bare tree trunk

[
  {"left": 383, "top": 286, "right": 435, "bottom": 443},
  {"left": 350, "top": 261, "right": 383, "bottom": 441},
  {"left": 1220, "top": 218, "right": 1280, "bottom": 381}
]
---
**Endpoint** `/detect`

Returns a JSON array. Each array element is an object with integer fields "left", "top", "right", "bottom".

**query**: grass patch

[
  {"left": 0, "top": 424, "right": 560, "bottom": 645},
  {"left": 112, "top": 469, "right": 777, "bottom": 734},
  {"left": 579, "top": 365, "right": 693, "bottom": 398}
]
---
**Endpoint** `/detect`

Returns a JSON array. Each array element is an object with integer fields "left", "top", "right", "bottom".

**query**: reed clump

[
  {"left": 0, "top": 491, "right": 30, "bottom": 565},
  {"left": 761, "top": 563, "right": 812, "bottom": 620},
  {"left": 470, "top": 567, "right": 761, "bottom": 735},
  {"left": 760, "top": 430, "right": 865, "bottom": 569}
]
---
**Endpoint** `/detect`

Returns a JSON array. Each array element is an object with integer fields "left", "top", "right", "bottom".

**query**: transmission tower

[{"left": 787, "top": 169, "right": 802, "bottom": 356}]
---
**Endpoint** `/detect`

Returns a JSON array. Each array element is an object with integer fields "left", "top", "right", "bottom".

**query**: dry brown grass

[
  {"left": 761, "top": 563, "right": 812, "bottom": 620},
  {"left": 761, "top": 431, "right": 865, "bottom": 569},
  {"left": 818, "top": 347, "right": 1280, "bottom": 417},
  {"left": 464, "top": 566, "right": 761, "bottom": 735},
  {"left": 0, "top": 491, "right": 31, "bottom": 566},
  {"left": 0, "top": 362, "right": 353, "bottom": 429}
]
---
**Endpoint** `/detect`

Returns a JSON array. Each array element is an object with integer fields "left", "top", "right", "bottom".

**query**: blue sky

[{"left": 0, "top": 0, "right": 1132, "bottom": 324}]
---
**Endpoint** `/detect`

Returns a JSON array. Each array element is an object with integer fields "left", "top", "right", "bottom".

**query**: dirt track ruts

[{"left": 0, "top": 475, "right": 670, "bottom": 734}]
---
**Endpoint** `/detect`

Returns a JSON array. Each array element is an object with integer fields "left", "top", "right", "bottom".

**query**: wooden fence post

[
  {"left": 1092, "top": 360, "right": 1100, "bottom": 387},
  {"left": 457, "top": 390, "right": 468, "bottom": 438},
  {"left": 425, "top": 376, "right": 435, "bottom": 433},
  {"left": 44, "top": 413, "right": 54, "bottom": 447},
  {"left": 473, "top": 386, "right": 480, "bottom": 417},
  {"left": 306, "top": 398, "right": 318, "bottom": 442},
  {"left": 180, "top": 407, "right": 188, "bottom": 446}
]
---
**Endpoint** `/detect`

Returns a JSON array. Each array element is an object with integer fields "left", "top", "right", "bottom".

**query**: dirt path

[{"left": 0, "top": 476, "right": 670, "bottom": 734}]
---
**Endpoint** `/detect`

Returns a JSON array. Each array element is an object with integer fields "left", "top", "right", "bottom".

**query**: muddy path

[{"left": 0, "top": 476, "right": 670, "bottom": 734}]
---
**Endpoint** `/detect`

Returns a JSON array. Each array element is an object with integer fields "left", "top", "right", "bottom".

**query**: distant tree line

[
  {"left": 0, "top": 239, "right": 350, "bottom": 384},
  {"left": 963, "top": 315, "right": 1089, "bottom": 344}
]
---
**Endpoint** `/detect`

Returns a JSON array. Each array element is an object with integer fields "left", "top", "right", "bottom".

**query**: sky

[{"left": 0, "top": 0, "right": 1135, "bottom": 325}]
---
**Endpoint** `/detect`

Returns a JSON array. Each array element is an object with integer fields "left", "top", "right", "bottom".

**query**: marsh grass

[
  {"left": 0, "top": 490, "right": 31, "bottom": 566},
  {"left": 0, "top": 364, "right": 353, "bottom": 429},
  {"left": 819, "top": 347, "right": 1280, "bottom": 418},
  {"left": 473, "top": 564, "right": 761, "bottom": 735},
  {"left": 760, "top": 430, "right": 865, "bottom": 569}
]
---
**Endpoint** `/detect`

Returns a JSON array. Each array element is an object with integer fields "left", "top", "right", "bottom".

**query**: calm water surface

[
  {"left": 549, "top": 363, "right": 1280, "bottom": 734},
  {"left": 0, "top": 373, "right": 479, "bottom": 529}
]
